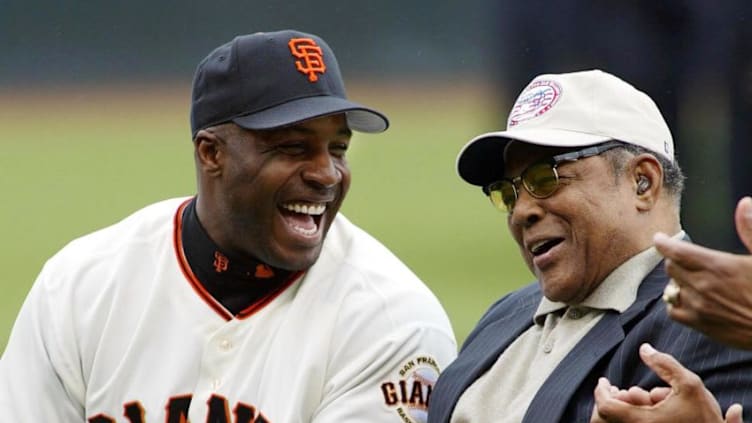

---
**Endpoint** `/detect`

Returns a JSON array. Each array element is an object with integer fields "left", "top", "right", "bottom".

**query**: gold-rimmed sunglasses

[{"left": 484, "top": 141, "right": 623, "bottom": 212}]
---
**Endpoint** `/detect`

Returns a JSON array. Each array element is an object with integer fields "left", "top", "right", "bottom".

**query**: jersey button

[
  {"left": 212, "top": 379, "right": 221, "bottom": 390},
  {"left": 219, "top": 339, "right": 233, "bottom": 351}
]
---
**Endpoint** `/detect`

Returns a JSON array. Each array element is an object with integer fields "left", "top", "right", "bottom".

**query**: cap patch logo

[
  {"left": 508, "top": 80, "right": 562, "bottom": 126},
  {"left": 288, "top": 38, "right": 326, "bottom": 82}
]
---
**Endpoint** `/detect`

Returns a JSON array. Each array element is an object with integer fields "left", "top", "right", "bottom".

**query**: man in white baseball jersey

[{"left": 0, "top": 30, "right": 457, "bottom": 422}]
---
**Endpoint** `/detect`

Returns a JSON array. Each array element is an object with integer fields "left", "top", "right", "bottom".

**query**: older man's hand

[{"left": 590, "top": 343, "right": 742, "bottom": 423}]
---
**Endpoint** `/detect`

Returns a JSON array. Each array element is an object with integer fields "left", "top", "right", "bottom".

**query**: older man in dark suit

[{"left": 427, "top": 69, "right": 752, "bottom": 423}]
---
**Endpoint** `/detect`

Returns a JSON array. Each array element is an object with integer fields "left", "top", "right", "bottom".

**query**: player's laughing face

[
  {"left": 197, "top": 114, "right": 351, "bottom": 271},
  {"left": 504, "top": 142, "right": 642, "bottom": 304}
]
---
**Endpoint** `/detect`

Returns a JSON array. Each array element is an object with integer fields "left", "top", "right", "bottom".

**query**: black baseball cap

[{"left": 190, "top": 30, "right": 389, "bottom": 138}]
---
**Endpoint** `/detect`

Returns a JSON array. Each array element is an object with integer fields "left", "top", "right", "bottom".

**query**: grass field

[{"left": 0, "top": 80, "right": 533, "bottom": 351}]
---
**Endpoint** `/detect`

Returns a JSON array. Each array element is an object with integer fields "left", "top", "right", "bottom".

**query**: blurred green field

[{"left": 0, "top": 80, "right": 532, "bottom": 351}]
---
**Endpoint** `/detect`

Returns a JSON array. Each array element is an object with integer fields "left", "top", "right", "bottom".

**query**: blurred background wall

[{"left": 0, "top": 0, "right": 493, "bottom": 83}]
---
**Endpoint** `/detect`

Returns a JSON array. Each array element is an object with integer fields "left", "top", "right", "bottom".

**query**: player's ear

[{"left": 194, "top": 129, "right": 224, "bottom": 176}]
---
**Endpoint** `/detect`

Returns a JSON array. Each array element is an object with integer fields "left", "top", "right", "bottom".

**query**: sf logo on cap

[{"left": 288, "top": 38, "right": 327, "bottom": 82}]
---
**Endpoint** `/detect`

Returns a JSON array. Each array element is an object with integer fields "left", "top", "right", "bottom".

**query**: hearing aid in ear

[{"left": 636, "top": 176, "right": 650, "bottom": 195}]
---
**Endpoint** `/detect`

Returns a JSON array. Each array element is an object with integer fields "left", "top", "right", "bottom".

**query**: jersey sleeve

[
  {"left": 311, "top": 281, "right": 458, "bottom": 423},
  {"left": 0, "top": 263, "right": 86, "bottom": 420}
]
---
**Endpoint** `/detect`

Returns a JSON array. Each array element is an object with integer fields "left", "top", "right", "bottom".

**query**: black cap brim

[
  {"left": 457, "top": 128, "right": 613, "bottom": 187},
  {"left": 456, "top": 135, "right": 512, "bottom": 188},
  {"left": 231, "top": 95, "right": 389, "bottom": 133}
]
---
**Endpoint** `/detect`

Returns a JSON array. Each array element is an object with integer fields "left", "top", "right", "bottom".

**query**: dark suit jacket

[{"left": 428, "top": 262, "right": 752, "bottom": 422}]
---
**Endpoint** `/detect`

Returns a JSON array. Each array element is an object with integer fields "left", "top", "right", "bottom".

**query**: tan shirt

[{"left": 450, "top": 231, "right": 684, "bottom": 423}]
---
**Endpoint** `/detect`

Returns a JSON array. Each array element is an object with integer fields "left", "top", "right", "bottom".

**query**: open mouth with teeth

[
  {"left": 280, "top": 202, "right": 327, "bottom": 237},
  {"left": 530, "top": 238, "right": 564, "bottom": 256}
]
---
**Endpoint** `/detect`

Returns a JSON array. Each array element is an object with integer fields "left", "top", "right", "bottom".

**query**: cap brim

[
  {"left": 456, "top": 128, "right": 611, "bottom": 187},
  {"left": 231, "top": 96, "right": 389, "bottom": 133}
]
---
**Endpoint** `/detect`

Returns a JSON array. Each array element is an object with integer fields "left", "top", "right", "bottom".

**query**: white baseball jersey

[{"left": 0, "top": 197, "right": 457, "bottom": 422}]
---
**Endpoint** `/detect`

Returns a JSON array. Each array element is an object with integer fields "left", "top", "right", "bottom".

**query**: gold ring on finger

[{"left": 662, "top": 281, "right": 681, "bottom": 307}]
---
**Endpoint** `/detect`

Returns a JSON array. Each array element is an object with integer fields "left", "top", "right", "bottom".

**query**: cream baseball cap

[{"left": 456, "top": 69, "right": 674, "bottom": 187}]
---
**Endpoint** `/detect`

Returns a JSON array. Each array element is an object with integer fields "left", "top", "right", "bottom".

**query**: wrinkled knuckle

[
  {"left": 692, "top": 295, "right": 708, "bottom": 311},
  {"left": 691, "top": 274, "right": 710, "bottom": 291}
]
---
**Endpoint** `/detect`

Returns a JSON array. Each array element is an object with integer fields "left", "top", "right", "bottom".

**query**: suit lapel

[
  {"left": 619, "top": 263, "right": 667, "bottom": 325},
  {"left": 432, "top": 292, "right": 538, "bottom": 423},
  {"left": 522, "top": 262, "right": 668, "bottom": 422},
  {"left": 521, "top": 311, "right": 624, "bottom": 422}
]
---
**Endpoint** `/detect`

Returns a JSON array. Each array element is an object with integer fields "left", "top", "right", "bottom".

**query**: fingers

[
  {"left": 594, "top": 345, "right": 681, "bottom": 404},
  {"left": 654, "top": 233, "right": 737, "bottom": 296},
  {"left": 594, "top": 377, "right": 616, "bottom": 402},
  {"left": 594, "top": 377, "right": 667, "bottom": 407},
  {"left": 594, "top": 345, "right": 729, "bottom": 423},
  {"left": 637, "top": 343, "right": 698, "bottom": 391},
  {"left": 592, "top": 377, "right": 662, "bottom": 423},
  {"left": 624, "top": 386, "right": 653, "bottom": 406},
  {"left": 609, "top": 385, "right": 654, "bottom": 406},
  {"left": 591, "top": 378, "right": 614, "bottom": 423},
  {"left": 648, "top": 386, "right": 671, "bottom": 403},
  {"left": 653, "top": 233, "right": 718, "bottom": 272},
  {"left": 725, "top": 403, "right": 743, "bottom": 423},
  {"left": 664, "top": 300, "right": 701, "bottom": 328},
  {"left": 735, "top": 197, "right": 752, "bottom": 253},
  {"left": 592, "top": 378, "right": 631, "bottom": 423}
]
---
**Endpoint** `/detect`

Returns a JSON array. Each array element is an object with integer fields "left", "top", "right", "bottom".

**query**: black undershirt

[{"left": 181, "top": 198, "right": 295, "bottom": 316}]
